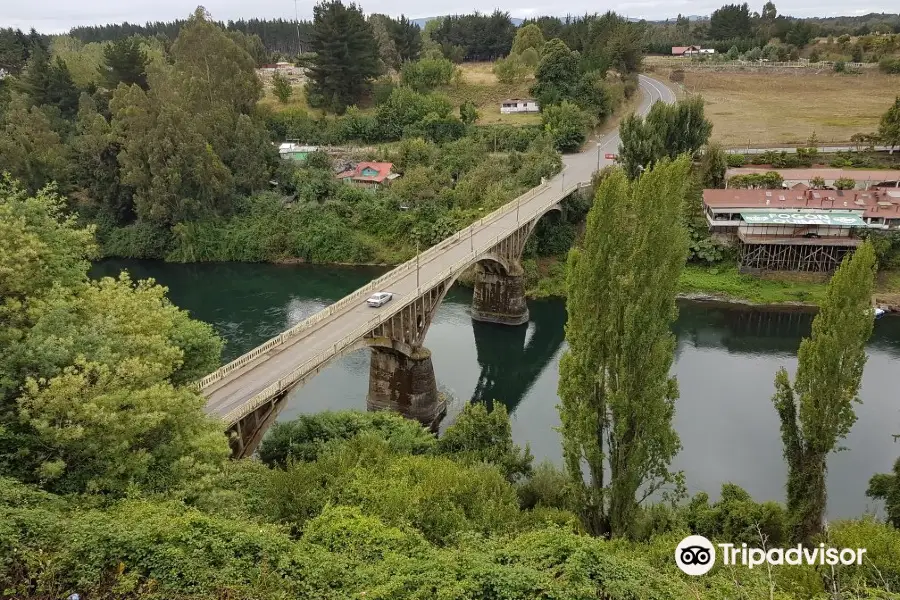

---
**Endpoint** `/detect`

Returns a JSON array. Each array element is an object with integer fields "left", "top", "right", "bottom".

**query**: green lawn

[
  {"left": 677, "top": 264, "right": 829, "bottom": 305},
  {"left": 522, "top": 258, "right": 900, "bottom": 306}
]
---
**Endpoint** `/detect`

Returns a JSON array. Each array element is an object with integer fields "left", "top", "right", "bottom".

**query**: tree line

[
  {"left": 641, "top": 2, "right": 900, "bottom": 57},
  {"left": 1, "top": 3, "right": 577, "bottom": 265}
]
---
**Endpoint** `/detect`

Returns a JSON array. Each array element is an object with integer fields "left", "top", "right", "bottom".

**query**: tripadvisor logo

[{"left": 675, "top": 535, "right": 867, "bottom": 576}]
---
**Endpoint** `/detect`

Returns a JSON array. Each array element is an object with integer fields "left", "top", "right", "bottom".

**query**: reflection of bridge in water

[{"left": 470, "top": 300, "right": 567, "bottom": 414}]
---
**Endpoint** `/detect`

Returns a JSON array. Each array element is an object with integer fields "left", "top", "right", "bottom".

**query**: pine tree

[
  {"left": 391, "top": 15, "right": 422, "bottom": 63},
  {"left": 307, "top": 0, "right": 380, "bottom": 114},
  {"left": 879, "top": 96, "right": 900, "bottom": 154},
  {"left": 46, "top": 57, "right": 80, "bottom": 119},
  {"left": 772, "top": 242, "right": 877, "bottom": 544},
  {"left": 102, "top": 36, "right": 149, "bottom": 89},
  {"left": 68, "top": 93, "right": 134, "bottom": 224},
  {"left": 557, "top": 156, "right": 691, "bottom": 537}
]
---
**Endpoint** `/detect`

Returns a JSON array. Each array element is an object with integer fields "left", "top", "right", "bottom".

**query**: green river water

[{"left": 92, "top": 259, "right": 900, "bottom": 518}]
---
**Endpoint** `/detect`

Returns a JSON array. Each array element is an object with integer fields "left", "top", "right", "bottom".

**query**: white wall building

[{"left": 500, "top": 98, "right": 540, "bottom": 114}]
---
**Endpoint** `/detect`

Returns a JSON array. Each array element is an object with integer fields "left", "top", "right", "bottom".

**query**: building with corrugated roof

[{"left": 702, "top": 186, "right": 900, "bottom": 272}]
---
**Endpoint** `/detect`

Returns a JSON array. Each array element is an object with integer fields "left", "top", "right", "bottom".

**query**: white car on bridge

[{"left": 366, "top": 292, "right": 393, "bottom": 307}]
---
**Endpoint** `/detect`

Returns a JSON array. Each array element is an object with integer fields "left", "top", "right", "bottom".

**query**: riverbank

[{"left": 522, "top": 256, "right": 900, "bottom": 307}]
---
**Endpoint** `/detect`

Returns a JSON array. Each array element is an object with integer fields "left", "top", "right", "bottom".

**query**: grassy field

[
  {"left": 257, "top": 62, "right": 540, "bottom": 125},
  {"left": 443, "top": 62, "right": 541, "bottom": 125},
  {"left": 655, "top": 69, "right": 898, "bottom": 147}
]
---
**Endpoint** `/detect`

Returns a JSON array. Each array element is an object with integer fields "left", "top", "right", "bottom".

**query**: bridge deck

[{"left": 200, "top": 75, "right": 675, "bottom": 425}]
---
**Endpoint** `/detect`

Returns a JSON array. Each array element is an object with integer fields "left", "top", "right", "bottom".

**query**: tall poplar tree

[
  {"left": 772, "top": 241, "right": 877, "bottom": 544},
  {"left": 307, "top": 0, "right": 379, "bottom": 114},
  {"left": 557, "top": 155, "right": 691, "bottom": 538}
]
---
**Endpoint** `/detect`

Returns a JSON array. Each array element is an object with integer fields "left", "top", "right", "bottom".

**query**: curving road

[
  {"left": 201, "top": 74, "right": 676, "bottom": 424},
  {"left": 559, "top": 74, "right": 677, "bottom": 182}
]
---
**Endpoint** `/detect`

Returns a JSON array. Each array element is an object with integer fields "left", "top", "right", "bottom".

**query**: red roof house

[
  {"left": 335, "top": 162, "right": 399, "bottom": 189},
  {"left": 672, "top": 45, "right": 701, "bottom": 56}
]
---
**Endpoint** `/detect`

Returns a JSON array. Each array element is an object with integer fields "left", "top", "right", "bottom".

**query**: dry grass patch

[
  {"left": 443, "top": 62, "right": 539, "bottom": 125},
  {"left": 258, "top": 83, "right": 324, "bottom": 116},
  {"left": 678, "top": 70, "right": 898, "bottom": 147}
]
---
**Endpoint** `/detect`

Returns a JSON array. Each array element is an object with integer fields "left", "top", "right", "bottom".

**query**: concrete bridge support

[
  {"left": 471, "top": 262, "right": 529, "bottom": 326},
  {"left": 366, "top": 346, "right": 445, "bottom": 427},
  {"left": 228, "top": 390, "right": 289, "bottom": 458}
]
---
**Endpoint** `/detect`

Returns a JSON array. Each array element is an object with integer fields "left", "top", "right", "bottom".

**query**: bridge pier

[
  {"left": 367, "top": 346, "right": 445, "bottom": 427},
  {"left": 471, "top": 263, "right": 529, "bottom": 326}
]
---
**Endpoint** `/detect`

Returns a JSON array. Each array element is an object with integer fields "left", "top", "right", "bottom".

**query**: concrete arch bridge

[{"left": 196, "top": 75, "right": 675, "bottom": 457}]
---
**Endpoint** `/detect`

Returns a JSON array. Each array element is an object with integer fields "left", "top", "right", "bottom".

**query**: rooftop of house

[
  {"left": 672, "top": 45, "right": 701, "bottom": 53},
  {"left": 335, "top": 162, "right": 397, "bottom": 183},
  {"left": 501, "top": 98, "right": 537, "bottom": 103},
  {"left": 702, "top": 187, "right": 900, "bottom": 219}
]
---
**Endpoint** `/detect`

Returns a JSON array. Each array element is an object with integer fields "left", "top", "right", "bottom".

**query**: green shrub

[
  {"left": 437, "top": 402, "right": 533, "bottom": 482},
  {"left": 834, "top": 176, "right": 856, "bottom": 189},
  {"left": 517, "top": 460, "right": 574, "bottom": 510},
  {"left": 686, "top": 483, "right": 788, "bottom": 547},
  {"left": 726, "top": 153, "right": 746, "bottom": 167},
  {"left": 264, "top": 434, "right": 523, "bottom": 543},
  {"left": 399, "top": 57, "right": 456, "bottom": 92},
  {"left": 99, "top": 221, "right": 173, "bottom": 258},
  {"left": 258, "top": 410, "right": 436, "bottom": 467},
  {"left": 879, "top": 57, "right": 900, "bottom": 74}
]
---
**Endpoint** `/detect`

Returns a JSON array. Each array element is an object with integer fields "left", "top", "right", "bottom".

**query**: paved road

[{"left": 202, "top": 75, "right": 675, "bottom": 422}]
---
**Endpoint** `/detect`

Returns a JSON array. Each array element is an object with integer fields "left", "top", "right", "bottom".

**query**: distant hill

[{"left": 412, "top": 16, "right": 524, "bottom": 28}]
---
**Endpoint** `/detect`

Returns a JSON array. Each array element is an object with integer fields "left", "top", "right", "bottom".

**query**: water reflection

[{"left": 471, "top": 300, "right": 567, "bottom": 414}]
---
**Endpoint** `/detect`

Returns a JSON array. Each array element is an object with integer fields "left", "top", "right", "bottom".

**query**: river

[{"left": 92, "top": 259, "right": 900, "bottom": 518}]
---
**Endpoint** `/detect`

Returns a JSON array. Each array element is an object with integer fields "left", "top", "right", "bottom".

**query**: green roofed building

[{"left": 702, "top": 187, "right": 900, "bottom": 272}]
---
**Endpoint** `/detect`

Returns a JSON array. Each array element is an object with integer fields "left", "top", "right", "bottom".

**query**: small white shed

[{"left": 500, "top": 98, "right": 540, "bottom": 114}]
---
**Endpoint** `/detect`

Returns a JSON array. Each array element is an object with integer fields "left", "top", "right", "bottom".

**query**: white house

[{"left": 500, "top": 98, "right": 540, "bottom": 114}]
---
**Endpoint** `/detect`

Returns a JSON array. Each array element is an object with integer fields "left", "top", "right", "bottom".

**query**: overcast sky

[{"left": 4, "top": 0, "right": 896, "bottom": 34}]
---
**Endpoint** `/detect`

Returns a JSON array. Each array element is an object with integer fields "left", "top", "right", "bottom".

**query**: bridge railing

[
  {"left": 195, "top": 178, "right": 562, "bottom": 392},
  {"left": 220, "top": 181, "right": 585, "bottom": 426}
]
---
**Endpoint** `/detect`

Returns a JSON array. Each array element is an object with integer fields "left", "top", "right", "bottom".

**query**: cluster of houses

[{"left": 277, "top": 143, "right": 400, "bottom": 190}]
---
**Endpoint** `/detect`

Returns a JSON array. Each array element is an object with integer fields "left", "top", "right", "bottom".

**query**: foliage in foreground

[
  {"left": 4, "top": 440, "right": 900, "bottom": 599},
  {"left": 0, "top": 179, "right": 229, "bottom": 495}
]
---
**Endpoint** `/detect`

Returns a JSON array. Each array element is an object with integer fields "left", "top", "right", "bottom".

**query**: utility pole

[
  {"left": 294, "top": 0, "right": 303, "bottom": 55},
  {"left": 596, "top": 142, "right": 601, "bottom": 171},
  {"left": 516, "top": 195, "right": 520, "bottom": 224},
  {"left": 470, "top": 225, "right": 473, "bottom": 253},
  {"left": 416, "top": 239, "right": 420, "bottom": 289}
]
